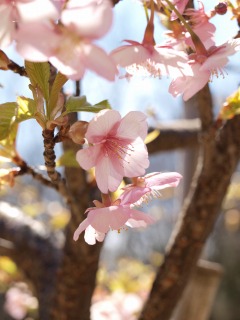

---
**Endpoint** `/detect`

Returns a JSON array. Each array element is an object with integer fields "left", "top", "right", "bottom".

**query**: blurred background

[{"left": 0, "top": 0, "right": 240, "bottom": 319}]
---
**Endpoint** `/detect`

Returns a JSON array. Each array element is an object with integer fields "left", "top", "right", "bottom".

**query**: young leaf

[
  {"left": 0, "top": 102, "right": 17, "bottom": 140},
  {"left": 16, "top": 96, "right": 37, "bottom": 122},
  {"left": 25, "top": 61, "right": 50, "bottom": 114},
  {"left": 49, "top": 72, "right": 68, "bottom": 119},
  {"left": 0, "top": 123, "right": 18, "bottom": 160},
  {"left": 62, "top": 96, "right": 111, "bottom": 115},
  {"left": 93, "top": 99, "right": 112, "bottom": 110}
]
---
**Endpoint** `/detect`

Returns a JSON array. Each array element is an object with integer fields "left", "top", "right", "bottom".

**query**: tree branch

[
  {"left": 147, "top": 119, "right": 200, "bottom": 154},
  {"left": 139, "top": 114, "right": 240, "bottom": 320},
  {"left": 49, "top": 114, "right": 103, "bottom": 320}
]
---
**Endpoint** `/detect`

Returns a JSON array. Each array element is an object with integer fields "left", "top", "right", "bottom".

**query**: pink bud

[
  {"left": 68, "top": 121, "right": 89, "bottom": 144},
  {"left": 215, "top": 2, "right": 228, "bottom": 15}
]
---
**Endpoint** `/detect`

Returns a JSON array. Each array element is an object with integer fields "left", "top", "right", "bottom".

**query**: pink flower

[
  {"left": 184, "top": 2, "right": 216, "bottom": 49},
  {"left": 15, "top": 0, "right": 117, "bottom": 80},
  {"left": 76, "top": 109, "right": 149, "bottom": 193},
  {"left": 120, "top": 172, "right": 182, "bottom": 206},
  {"left": 61, "top": 0, "right": 113, "bottom": 39},
  {"left": 110, "top": 40, "right": 188, "bottom": 79},
  {"left": 169, "top": 39, "right": 240, "bottom": 101},
  {"left": 73, "top": 198, "right": 155, "bottom": 245},
  {"left": 0, "top": 0, "right": 59, "bottom": 48},
  {"left": 168, "top": 0, "right": 189, "bottom": 20}
]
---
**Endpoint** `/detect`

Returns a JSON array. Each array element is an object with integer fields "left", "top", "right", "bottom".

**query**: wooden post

[{"left": 171, "top": 260, "right": 223, "bottom": 320}]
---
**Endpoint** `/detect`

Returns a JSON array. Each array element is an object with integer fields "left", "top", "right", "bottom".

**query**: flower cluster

[
  {"left": 73, "top": 109, "right": 182, "bottom": 245},
  {"left": 0, "top": 0, "right": 239, "bottom": 100}
]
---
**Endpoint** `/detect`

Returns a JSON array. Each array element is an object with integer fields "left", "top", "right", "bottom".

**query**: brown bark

[
  {"left": 0, "top": 202, "right": 61, "bottom": 319},
  {"left": 147, "top": 119, "right": 200, "bottom": 154},
  {"left": 49, "top": 113, "right": 102, "bottom": 320},
  {"left": 139, "top": 114, "right": 240, "bottom": 320}
]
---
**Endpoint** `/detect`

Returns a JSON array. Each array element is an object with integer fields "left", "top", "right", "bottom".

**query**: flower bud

[
  {"left": 68, "top": 121, "right": 89, "bottom": 144},
  {"left": 215, "top": 2, "right": 228, "bottom": 15},
  {"left": 0, "top": 50, "right": 10, "bottom": 70}
]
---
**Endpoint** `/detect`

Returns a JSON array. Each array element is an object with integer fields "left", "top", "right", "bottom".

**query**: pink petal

[
  {"left": 82, "top": 44, "right": 118, "bottom": 81},
  {"left": 120, "top": 187, "right": 150, "bottom": 206},
  {"left": 88, "top": 206, "right": 130, "bottom": 233},
  {"left": 73, "top": 218, "right": 90, "bottom": 241},
  {"left": 123, "top": 138, "right": 149, "bottom": 177},
  {"left": 50, "top": 55, "right": 86, "bottom": 80},
  {"left": 95, "top": 154, "right": 124, "bottom": 193},
  {"left": 0, "top": 4, "right": 15, "bottom": 47},
  {"left": 86, "top": 109, "right": 121, "bottom": 142},
  {"left": 84, "top": 225, "right": 105, "bottom": 245},
  {"left": 76, "top": 144, "right": 102, "bottom": 170},
  {"left": 169, "top": 64, "right": 210, "bottom": 101},
  {"left": 17, "top": 0, "right": 59, "bottom": 22},
  {"left": 145, "top": 172, "right": 182, "bottom": 189},
  {"left": 16, "top": 22, "right": 61, "bottom": 61},
  {"left": 117, "top": 111, "right": 148, "bottom": 140},
  {"left": 127, "top": 210, "right": 155, "bottom": 227},
  {"left": 201, "top": 40, "right": 240, "bottom": 71},
  {"left": 61, "top": 0, "right": 113, "bottom": 39},
  {"left": 110, "top": 44, "right": 150, "bottom": 67}
]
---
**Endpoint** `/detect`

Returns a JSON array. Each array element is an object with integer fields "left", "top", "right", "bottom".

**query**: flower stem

[
  {"left": 164, "top": 0, "right": 208, "bottom": 55},
  {"left": 143, "top": 0, "right": 156, "bottom": 46}
]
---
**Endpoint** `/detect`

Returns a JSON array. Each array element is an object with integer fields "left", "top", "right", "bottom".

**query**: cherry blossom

[
  {"left": 0, "top": 0, "right": 59, "bottom": 48},
  {"left": 76, "top": 109, "right": 149, "bottom": 193},
  {"left": 169, "top": 39, "right": 240, "bottom": 101},
  {"left": 168, "top": 0, "right": 189, "bottom": 20},
  {"left": 15, "top": 0, "right": 117, "bottom": 80},
  {"left": 120, "top": 172, "right": 182, "bottom": 206},
  {"left": 73, "top": 196, "right": 155, "bottom": 245},
  {"left": 110, "top": 40, "right": 189, "bottom": 79},
  {"left": 184, "top": 2, "right": 216, "bottom": 49}
]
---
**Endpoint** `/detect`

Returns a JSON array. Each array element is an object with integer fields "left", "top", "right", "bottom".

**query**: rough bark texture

[
  {"left": 139, "top": 114, "right": 240, "bottom": 320},
  {"left": 49, "top": 113, "right": 102, "bottom": 320}
]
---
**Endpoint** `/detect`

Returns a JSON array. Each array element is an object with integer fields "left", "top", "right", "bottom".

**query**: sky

[{"left": 0, "top": 0, "right": 239, "bottom": 162}]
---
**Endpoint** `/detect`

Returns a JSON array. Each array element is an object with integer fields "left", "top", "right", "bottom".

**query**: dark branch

[
  {"left": 147, "top": 119, "right": 200, "bottom": 154},
  {"left": 140, "top": 115, "right": 240, "bottom": 320},
  {"left": 7, "top": 59, "right": 28, "bottom": 77}
]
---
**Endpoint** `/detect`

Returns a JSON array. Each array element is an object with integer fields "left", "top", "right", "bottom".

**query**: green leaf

[
  {"left": 0, "top": 123, "right": 18, "bottom": 159},
  {"left": 94, "top": 99, "right": 112, "bottom": 110},
  {"left": 16, "top": 96, "right": 37, "bottom": 122},
  {"left": 62, "top": 96, "right": 111, "bottom": 116},
  {"left": 56, "top": 149, "right": 79, "bottom": 168},
  {"left": 0, "top": 102, "right": 17, "bottom": 141},
  {"left": 49, "top": 72, "right": 68, "bottom": 119},
  {"left": 25, "top": 61, "right": 50, "bottom": 113}
]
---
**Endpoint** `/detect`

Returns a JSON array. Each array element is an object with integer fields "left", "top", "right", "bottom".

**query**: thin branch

[
  {"left": 17, "top": 164, "right": 59, "bottom": 191},
  {"left": 147, "top": 119, "right": 200, "bottom": 154},
  {"left": 7, "top": 59, "right": 28, "bottom": 77},
  {"left": 139, "top": 114, "right": 240, "bottom": 320},
  {"left": 42, "top": 129, "right": 72, "bottom": 202}
]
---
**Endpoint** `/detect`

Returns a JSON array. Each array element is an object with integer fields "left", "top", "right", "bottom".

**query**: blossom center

[
  {"left": 102, "top": 137, "right": 134, "bottom": 162},
  {"left": 126, "top": 59, "right": 162, "bottom": 78}
]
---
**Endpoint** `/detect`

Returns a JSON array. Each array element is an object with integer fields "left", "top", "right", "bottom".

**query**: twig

[
  {"left": 7, "top": 59, "right": 28, "bottom": 77},
  {"left": 42, "top": 129, "right": 71, "bottom": 201}
]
